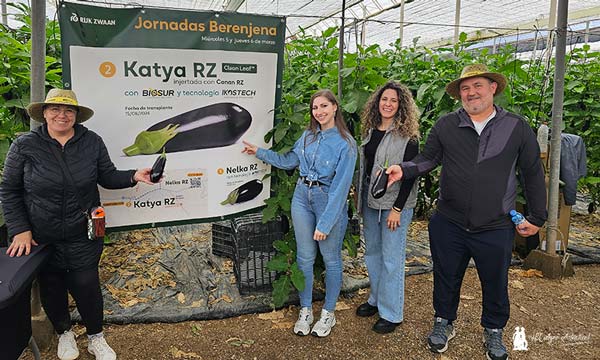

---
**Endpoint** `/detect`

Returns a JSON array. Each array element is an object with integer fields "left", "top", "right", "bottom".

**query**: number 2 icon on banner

[{"left": 99, "top": 61, "right": 116, "bottom": 78}]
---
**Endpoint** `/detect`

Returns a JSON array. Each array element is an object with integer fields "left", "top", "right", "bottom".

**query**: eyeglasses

[{"left": 46, "top": 106, "right": 77, "bottom": 117}]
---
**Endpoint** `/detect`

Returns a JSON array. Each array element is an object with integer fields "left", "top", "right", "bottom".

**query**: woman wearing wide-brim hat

[{"left": 1, "top": 88, "right": 156, "bottom": 360}]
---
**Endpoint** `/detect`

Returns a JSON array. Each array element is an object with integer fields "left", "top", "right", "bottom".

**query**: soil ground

[{"left": 21, "top": 215, "right": 600, "bottom": 360}]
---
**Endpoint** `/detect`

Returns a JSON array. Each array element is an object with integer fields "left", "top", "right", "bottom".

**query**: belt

[{"left": 300, "top": 177, "right": 324, "bottom": 187}]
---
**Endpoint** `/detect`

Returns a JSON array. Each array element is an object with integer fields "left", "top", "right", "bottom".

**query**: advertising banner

[{"left": 58, "top": 2, "right": 285, "bottom": 229}]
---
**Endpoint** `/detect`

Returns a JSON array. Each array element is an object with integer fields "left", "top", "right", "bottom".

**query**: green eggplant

[
  {"left": 221, "top": 179, "right": 263, "bottom": 205},
  {"left": 370, "top": 160, "right": 389, "bottom": 199},
  {"left": 150, "top": 148, "right": 166, "bottom": 183},
  {"left": 123, "top": 102, "right": 252, "bottom": 156}
]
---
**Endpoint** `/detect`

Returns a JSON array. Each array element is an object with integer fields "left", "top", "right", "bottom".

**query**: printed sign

[{"left": 59, "top": 2, "right": 285, "bottom": 229}]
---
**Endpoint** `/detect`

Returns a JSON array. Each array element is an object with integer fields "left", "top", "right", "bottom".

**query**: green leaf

[
  {"left": 274, "top": 124, "right": 288, "bottom": 143},
  {"left": 271, "top": 276, "right": 291, "bottom": 308},
  {"left": 363, "top": 72, "right": 387, "bottom": 88},
  {"left": 279, "top": 195, "right": 291, "bottom": 212},
  {"left": 326, "top": 37, "right": 338, "bottom": 49},
  {"left": 566, "top": 80, "right": 582, "bottom": 90},
  {"left": 308, "top": 72, "right": 320, "bottom": 85},
  {"left": 342, "top": 96, "right": 358, "bottom": 113},
  {"left": 416, "top": 82, "right": 432, "bottom": 102},
  {"left": 343, "top": 233, "right": 359, "bottom": 258},
  {"left": 362, "top": 57, "right": 389, "bottom": 68},
  {"left": 3, "top": 98, "right": 28, "bottom": 108},
  {"left": 585, "top": 177, "right": 600, "bottom": 185},
  {"left": 340, "top": 67, "right": 355, "bottom": 78},
  {"left": 434, "top": 88, "right": 447, "bottom": 105},
  {"left": 322, "top": 27, "right": 337, "bottom": 38},
  {"left": 364, "top": 44, "right": 379, "bottom": 53},
  {"left": 262, "top": 204, "right": 278, "bottom": 222},
  {"left": 290, "top": 263, "right": 305, "bottom": 291},
  {"left": 266, "top": 255, "right": 290, "bottom": 271},
  {"left": 272, "top": 240, "right": 291, "bottom": 253}
]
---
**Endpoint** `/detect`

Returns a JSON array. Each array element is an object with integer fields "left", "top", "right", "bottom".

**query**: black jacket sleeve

[
  {"left": 518, "top": 122, "right": 547, "bottom": 227},
  {"left": 0, "top": 140, "right": 32, "bottom": 240},
  {"left": 95, "top": 135, "right": 137, "bottom": 189},
  {"left": 401, "top": 123, "right": 443, "bottom": 179},
  {"left": 393, "top": 140, "right": 419, "bottom": 210}
]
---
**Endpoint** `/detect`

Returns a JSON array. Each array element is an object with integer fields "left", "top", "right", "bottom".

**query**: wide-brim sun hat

[
  {"left": 445, "top": 63, "right": 508, "bottom": 100},
  {"left": 26, "top": 88, "right": 94, "bottom": 123}
]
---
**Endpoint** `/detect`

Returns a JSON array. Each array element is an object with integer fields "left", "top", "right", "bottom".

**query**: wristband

[{"left": 392, "top": 206, "right": 402, "bottom": 213}]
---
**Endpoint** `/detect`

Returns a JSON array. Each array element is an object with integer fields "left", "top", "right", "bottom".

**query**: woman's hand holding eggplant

[
  {"left": 386, "top": 210, "right": 401, "bottom": 231},
  {"left": 133, "top": 168, "right": 155, "bottom": 185},
  {"left": 241, "top": 140, "right": 258, "bottom": 155},
  {"left": 6, "top": 231, "right": 37, "bottom": 257},
  {"left": 313, "top": 229, "right": 327, "bottom": 241}
]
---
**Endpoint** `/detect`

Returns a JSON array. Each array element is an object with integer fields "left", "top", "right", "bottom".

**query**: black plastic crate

[
  {"left": 211, "top": 221, "right": 235, "bottom": 259},
  {"left": 230, "top": 213, "right": 285, "bottom": 294}
]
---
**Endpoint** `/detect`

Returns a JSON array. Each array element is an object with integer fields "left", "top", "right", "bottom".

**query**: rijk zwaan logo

[{"left": 69, "top": 12, "right": 116, "bottom": 26}]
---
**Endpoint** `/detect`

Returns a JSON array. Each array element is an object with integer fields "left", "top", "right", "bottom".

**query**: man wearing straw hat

[
  {"left": 1, "top": 88, "right": 156, "bottom": 360},
  {"left": 385, "top": 64, "right": 547, "bottom": 360}
]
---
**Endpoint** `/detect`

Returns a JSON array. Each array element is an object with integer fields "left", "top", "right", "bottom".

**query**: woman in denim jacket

[
  {"left": 243, "top": 90, "right": 356, "bottom": 338},
  {"left": 355, "top": 81, "right": 420, "bottom": 334}
]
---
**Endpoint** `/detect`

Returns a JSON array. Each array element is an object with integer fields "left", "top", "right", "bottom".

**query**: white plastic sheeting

[{"left": 9, "top": 0, "right": 600, "bottom": 49}]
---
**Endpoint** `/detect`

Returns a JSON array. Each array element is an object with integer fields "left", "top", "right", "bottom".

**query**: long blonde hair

[{"left": 361, "top": 81, "right": 420, "bottom": 140}]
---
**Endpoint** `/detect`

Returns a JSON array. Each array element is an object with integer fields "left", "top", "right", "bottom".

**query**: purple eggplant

[
  {"left": 221, "top": 179, "right": 263, "bottom": 205},
  {"left": 123, "top": 102, "right": 252, "bottom": 156},
  {"left": 370, "top": 161, "right": 389, "bottom": 199},
  {"left": 150, "top": 148, "right": 166, "bottom": 183}
]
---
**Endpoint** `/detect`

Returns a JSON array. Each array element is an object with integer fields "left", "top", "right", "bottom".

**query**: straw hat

[
  {"left": 445, "top": 64, "right": 507, "bottom": 100},
  {"left": 26, "top": 88, "right": 94, "bottom": 123}
]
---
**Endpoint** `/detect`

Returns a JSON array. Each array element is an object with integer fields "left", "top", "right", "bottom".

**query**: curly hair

[{"left": 360, "top": 81, "right": 420, "bottom": 140}]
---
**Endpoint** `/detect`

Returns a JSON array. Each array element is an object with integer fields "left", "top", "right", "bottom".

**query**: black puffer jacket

[{"left": 0, "top": 123, "right": 136, "bottom": 270}]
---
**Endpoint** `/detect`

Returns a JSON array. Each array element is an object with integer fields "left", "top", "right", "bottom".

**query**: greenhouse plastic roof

[{"left": 13, "top": 0, "right": 600, "bottom": 49}]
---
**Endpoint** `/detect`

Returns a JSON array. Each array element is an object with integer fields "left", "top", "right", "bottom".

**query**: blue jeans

[
  {"left": 362, "top": 201, "right": 413, "bottom": 323},
  {"left": 291, "top": 180, "right": 347, "bottom": 312}
]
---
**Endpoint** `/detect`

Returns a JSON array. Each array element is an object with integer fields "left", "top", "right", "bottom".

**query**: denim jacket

[{"left": 256, "top": 127, "right": 357, "bottom": 235}]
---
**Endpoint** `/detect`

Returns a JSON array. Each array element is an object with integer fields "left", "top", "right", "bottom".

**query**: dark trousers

[
  {"left": 428, "top": 212, "right": 514, "bottom": 329},
  {"left": 0, "top": 284, "right": 32, "bottom": 360},
  {"left": 38, "top": 267, "right": 104, "bottom": 335}
]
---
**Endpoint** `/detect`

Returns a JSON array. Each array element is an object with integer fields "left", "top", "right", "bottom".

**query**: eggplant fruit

[
  {"left": 123, "top": 102, "right": 252, "bottom": 156},
  {"left": 150, "top": 148, "right": 167, "bottom": 183},
  {"left": 221, "top": 179, "right": 263, "bottom": 205},
  {"left": 370, "top": 162, "right": 389, "bottom": 199}
]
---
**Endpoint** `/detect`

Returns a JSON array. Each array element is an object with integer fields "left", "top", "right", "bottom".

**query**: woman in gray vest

[{"left": 355, "top": 81, "right": 420, "bottom": 333}]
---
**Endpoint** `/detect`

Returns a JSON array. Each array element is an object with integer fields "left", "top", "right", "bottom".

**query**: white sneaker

[
  {"left": 87, "top": 335, "right": 117, "bottom": 360},
  {"left": 57, "top": 330, "right": 79, "bottom": 360},
  {"left": 311, "top": 309, "right": 336, "bottom": 337},
  {"left": 293, "top": 307, "right": 314, "bottom": 336}
]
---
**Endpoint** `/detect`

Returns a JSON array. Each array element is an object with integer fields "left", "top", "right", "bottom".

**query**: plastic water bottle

[{"left": 509, "top": 210, "right": 525, "bottom": 226}]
